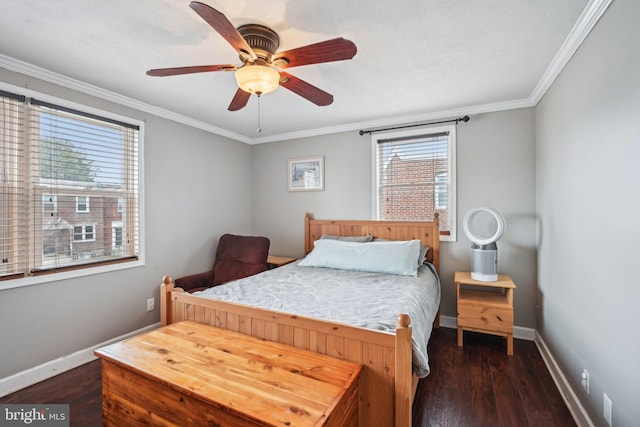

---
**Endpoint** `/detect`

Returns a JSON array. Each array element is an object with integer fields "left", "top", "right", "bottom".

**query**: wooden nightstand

[
  {"left": 455, "top": 271, "right": 516, "bottom": 355},
  {"left": 267, "top": 255, "right": 296, "bottom": 269}
]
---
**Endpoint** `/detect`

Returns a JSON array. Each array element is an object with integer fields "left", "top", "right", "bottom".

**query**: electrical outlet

[
  {"left": 603, "top": 393, "right": 612, "bottom": 426},
  {"left": 146, "top": 298, "right": 155, "bottom": 312},
  {"left": 581, "top": 369, "right": 590, "bottom": 395}
]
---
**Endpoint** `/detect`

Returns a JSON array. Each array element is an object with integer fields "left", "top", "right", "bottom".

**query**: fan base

[{"left": 237, "top": 24, "right": 280, "bottom": 61}]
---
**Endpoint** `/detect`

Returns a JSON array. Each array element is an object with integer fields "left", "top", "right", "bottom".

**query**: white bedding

[{"left": 194, "top": 260, "right": 441, "bottom": 377}]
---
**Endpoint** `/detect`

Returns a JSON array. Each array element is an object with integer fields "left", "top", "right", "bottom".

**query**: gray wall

[
  {"left": 535, "top": 0, "right": 640, "bottom": 425},
  {"left": 5, "top": 5, "right": 635, "bottom": 425},
  {"left": 0, "top": 69, "right": 254, "bottom": 378},
  {"left": 252, "top": 108, "right": 538, "bottom": 328}
]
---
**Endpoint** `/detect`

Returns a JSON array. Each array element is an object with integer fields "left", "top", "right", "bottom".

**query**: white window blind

[
  {"left": 0, "top": 89, "right": 141, "bottom": 282},
  {"left": 373, "top": 125, "right": 456, "bottom": 240},
  {"left": 0, "top": 91, "right": 27, "bottom": 279}
]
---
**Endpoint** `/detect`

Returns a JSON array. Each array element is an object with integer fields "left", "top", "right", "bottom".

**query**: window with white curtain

[
  {"left": 372, "top": 125, "right": 457, "bottom": 241},
  {"left": 0, "top": 87, "right": 142, "bottom": 285}
]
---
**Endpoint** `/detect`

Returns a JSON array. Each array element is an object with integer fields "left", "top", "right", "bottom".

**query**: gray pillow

[
  {"left": 320, "top": 234, "right": 373, "bottom": 242},
  {"left": 373, "top": 237, "right": 429, "bottom": 265}
]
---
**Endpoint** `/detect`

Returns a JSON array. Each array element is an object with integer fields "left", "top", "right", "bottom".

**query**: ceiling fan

[{"left": 147, "top": 1, "right": 357, "bottom": 111}]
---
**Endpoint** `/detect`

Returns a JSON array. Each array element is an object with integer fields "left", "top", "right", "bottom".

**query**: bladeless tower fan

[{"left": 462, "top": 207, "right": 506, "bottom": 282}]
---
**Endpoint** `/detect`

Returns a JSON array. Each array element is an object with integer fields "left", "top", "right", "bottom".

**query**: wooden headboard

[{"left": 304, "top": 212, "right": 440, "bottom": 272}]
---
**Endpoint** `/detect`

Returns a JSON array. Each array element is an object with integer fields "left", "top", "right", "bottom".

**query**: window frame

[
  {"left": 0, "top": 82, "right": 145, "bottom": 290},
  {"left": 435, "top": 171, "right": 448, "bottom": 210},
  {"left": 371, "top": 124, "right": 457, "bottom": 242},
  {"left": 73, "top": 224, "right": 96, "bottom": 242},
  {"left": 43, "top": 194, "right": 58, "bottom": 213},
  {"left": 111, "top": 221, "right": 124, "bottom": 250},
  {"left": 75, "top": 196, "right": 90, "bottom": 213}
]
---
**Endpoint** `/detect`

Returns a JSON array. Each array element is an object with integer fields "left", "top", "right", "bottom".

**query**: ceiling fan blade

[
  {"left": 189, "top": 1, "right": 257, "bottom": 61},
  {"left": 228, "top": 88, "right": 251, "bottom": 111},
  {"left": 279, "top": 72, "right": 333, "bottom": 106},
  {"left": 273, "top": 38, "right": 357, "bottom": 69},
  {"left": 146, "top": 65, "right": 236, "bottom": 77}
]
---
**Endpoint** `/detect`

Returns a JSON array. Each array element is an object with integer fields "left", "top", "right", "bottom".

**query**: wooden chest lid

[{"left": 95, "top": 320, "right": 362, "bottom": 426}]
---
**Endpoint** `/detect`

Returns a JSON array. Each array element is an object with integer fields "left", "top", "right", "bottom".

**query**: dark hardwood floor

[
  {"left": 413, "top": 328, "right": 576, "bottom": 427},
  {"left": 0, "top": 357, "right": 102, "bottom": 426},
  {"left": 1, "top": 327, "right": 575, "bottom": 427}
]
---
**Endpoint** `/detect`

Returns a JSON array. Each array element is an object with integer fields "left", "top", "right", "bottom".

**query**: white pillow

[{"left": 298, "top": 239, "right": 420, "bottom": 276}]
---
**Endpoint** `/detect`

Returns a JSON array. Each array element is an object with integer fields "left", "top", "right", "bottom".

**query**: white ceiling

[{"left": 0, "top": 0, "right": 603, "bottom": 143}]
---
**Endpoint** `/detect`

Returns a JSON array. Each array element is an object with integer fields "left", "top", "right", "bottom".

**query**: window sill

[{"left": 0, "top": 258, "right": 145, "bottom": 291}]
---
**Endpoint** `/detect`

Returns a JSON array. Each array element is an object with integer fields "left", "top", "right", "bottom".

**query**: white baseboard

[
  {"left": 535, "top": 332, "right": 594, "bottom": 427},
  {"left": 439, "top": 316, "right": 591, "bottom": 426},
  {"left": 439, "top": 314, "right": 458, "bottom": 329},
  {"left": 0, "top": 322, "right": 161, "bottom": 398},
  {"left": 438, "top": 315, "right": 536, "bottom": 341}
]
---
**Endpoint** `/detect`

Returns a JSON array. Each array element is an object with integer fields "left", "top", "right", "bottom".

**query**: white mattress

[{"left": 195, "top": 260, "right": 441, "bottom": 377}]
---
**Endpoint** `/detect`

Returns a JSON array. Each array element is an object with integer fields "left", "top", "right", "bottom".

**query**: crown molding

[
  {"left": 0, "top": 53, "right": 252, "bottom": 144},
  {"left": 0, "top": 0, "right": 611, "bottom": 145},
  {"left": 529, "top": 0, "right": 613, "bottom": 105},
  {"left": 283, "top": 0, "right": 611, "bottom": 142},
  {"left": 250, "top": 97, "right": 534, "bottom": 144}
]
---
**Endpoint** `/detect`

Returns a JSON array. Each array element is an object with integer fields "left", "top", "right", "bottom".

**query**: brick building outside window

[{"left": 373, "top": 124, "right": 456, "bottom": 241}]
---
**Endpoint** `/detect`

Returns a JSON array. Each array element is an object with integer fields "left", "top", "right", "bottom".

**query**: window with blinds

[
  {"left": 0, "top": 88, "right": 142, "bottom": 283},
  {"left": 372, "top": 124, "right": 457, "bottom": 241}
]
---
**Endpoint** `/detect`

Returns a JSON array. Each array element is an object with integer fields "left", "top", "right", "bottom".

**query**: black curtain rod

[
  {"left": 30, "top": 98, "right": 140, "bottom": 130},
  {"left": 359, "top": 115, "right": 470, "bottom": 136}
]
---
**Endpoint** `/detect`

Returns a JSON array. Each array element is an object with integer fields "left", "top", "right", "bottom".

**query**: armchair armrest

[{"left": 174, "top": 270, "right": 215, "bottom": 293}]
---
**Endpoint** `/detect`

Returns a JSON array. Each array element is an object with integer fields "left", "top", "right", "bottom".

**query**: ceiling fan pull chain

[{"left": 257, "top": 94, "right": 262, "bottom": 133}]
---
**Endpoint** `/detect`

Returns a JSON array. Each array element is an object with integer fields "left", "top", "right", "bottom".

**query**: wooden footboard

[{"left": 161, "top": 276, "right": 415, "bottom": 427}]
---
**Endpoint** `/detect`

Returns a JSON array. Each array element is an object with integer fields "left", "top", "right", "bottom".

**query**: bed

[{"left": 160, "top": 212, "right": 440, "bottom": 427}]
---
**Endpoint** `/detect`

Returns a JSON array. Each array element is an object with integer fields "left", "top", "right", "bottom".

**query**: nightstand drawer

[
  {"left": 458, "top": 304, "right": 513, "bottom": 333},
  {"left": 455, "top": 271, "right": 516, "bottom": 355}
]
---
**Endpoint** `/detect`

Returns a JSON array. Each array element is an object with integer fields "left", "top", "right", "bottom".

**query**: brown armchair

[{"left": 175, "top": 233, "right": 270, "bottom": 293}]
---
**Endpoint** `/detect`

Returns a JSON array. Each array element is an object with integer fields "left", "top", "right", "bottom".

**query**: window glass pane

[
  {"left": 73, "top": 226, "right": 83, "bottom": 241},
  {"left": 43, "top": 194, "right": 57, "bottom": 212},
  {"left": 0, "top": 89, "right": 141, "bottom": 281},
  {"left": 85, "top": 225, "right": 94, "bottom": 240},
  {"left": 113, "top": 227, "right": 123, "bottom": 247},
  {"left": 373, "top": 125, "right": 456, "bottom": 240},
  {"left": 435, "top": 172, "right": 447, "bottom": 210},
  {"left": 28, "top": 104, "right": 140, "bottom": 271},
  {"left": 76, "top": 196, "right": 88, "bottom": 212}
]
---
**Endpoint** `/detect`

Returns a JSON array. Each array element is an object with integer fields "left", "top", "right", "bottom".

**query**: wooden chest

[{"left": 95, "top": 321, "right": 361, "bottom": 427}]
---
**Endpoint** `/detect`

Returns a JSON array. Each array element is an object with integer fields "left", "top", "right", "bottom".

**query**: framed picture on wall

[{"left": 288, "top": 156, "right": 324, "bottom": 191}]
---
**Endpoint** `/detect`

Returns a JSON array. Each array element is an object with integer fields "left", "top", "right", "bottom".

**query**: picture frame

[{"left": 288, "top": 156, "right": 324, "bottom": 191}]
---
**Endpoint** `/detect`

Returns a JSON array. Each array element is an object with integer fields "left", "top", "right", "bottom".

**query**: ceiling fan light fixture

[{"left": 235, "top": 65, "right": 280, "bottom": 96}]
